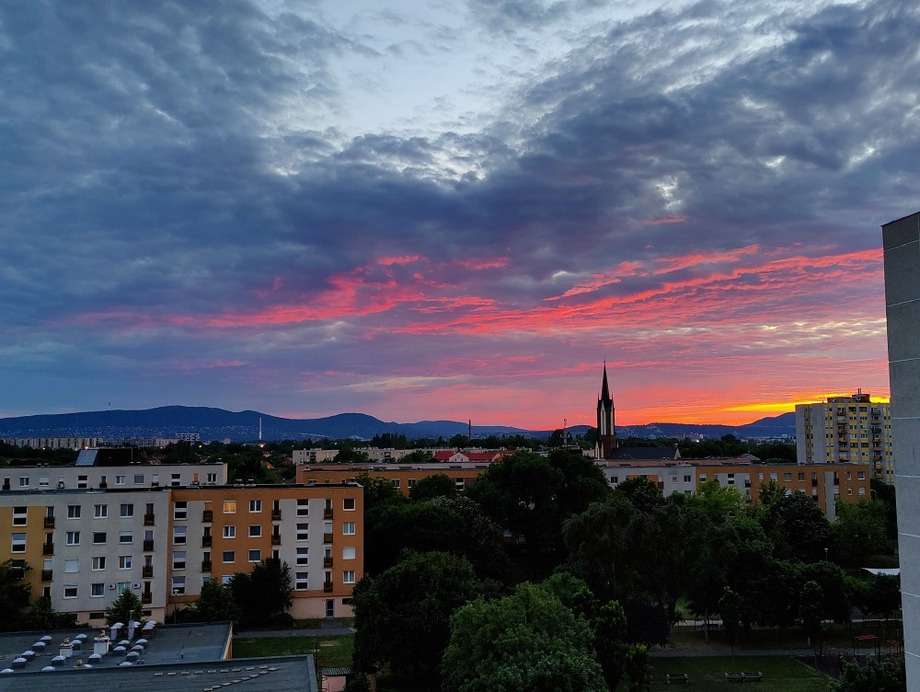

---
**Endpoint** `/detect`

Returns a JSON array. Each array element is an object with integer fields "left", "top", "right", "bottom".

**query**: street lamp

[{"left": 824, "top": 547, "right": 829, "bottom": 562}]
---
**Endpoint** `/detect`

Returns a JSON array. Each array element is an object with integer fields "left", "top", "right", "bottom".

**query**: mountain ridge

[{"left": 0, "top": 406, "right": 796, "bottom": 442}]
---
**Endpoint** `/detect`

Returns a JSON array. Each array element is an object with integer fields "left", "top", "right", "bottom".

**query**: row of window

[
  {"left": 13, "top": 472, "right": 219, "bottom": 489},
  {"left": 63, "top": 582, "right": 138, "bottom": 599}
]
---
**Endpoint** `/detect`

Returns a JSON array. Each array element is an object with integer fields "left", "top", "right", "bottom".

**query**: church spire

[{"left": 596, "top": 362, "right": 617, "bottom": 459}]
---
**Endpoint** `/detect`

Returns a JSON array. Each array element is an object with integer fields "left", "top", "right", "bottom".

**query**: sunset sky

[{"left": 1, "top": 0, "right": 914, "bottom": 430}]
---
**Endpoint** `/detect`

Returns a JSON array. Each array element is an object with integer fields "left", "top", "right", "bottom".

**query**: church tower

[{"left": 596, "top": 363, "right": 617, "bottom": 459}]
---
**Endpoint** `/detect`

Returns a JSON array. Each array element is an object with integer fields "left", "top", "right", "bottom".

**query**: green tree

[
  {"left": 409, "top": 473, "right": 456, "bottom": 501},
  {"left": 593, "top": 599, "right": 629, "bottom": 691},
  {"left": 799, "top": 580, "right": 824, "bottom": 653},
  {"left": 829, "top": 654, "right": 906, "bottom": 692},
  {"left": 441, "top": 582, "right": 606, "bottom": 692},
  {"left": 230, "top": 558, "right": 293, "bottom": 628},
  {"left": 105, "top": 587, "right": 144, "bottom": 626},
  {"left": 192, "top": 580, "right": 239, "bottom": 622},
  {"left": 719, "top": 586, "right": 742, "bottom": 654},
  {"left": 0, "top": 560, "right": 31, "bottom": 631},
  {"left": 831, "top": 499, "right": 889, "bottom": 566},
  {"left": 624, "top": 644, "right": 653, "bottom": 692},
  {"left": 352, "top": 551, "right": 486, "bottom": 681}
]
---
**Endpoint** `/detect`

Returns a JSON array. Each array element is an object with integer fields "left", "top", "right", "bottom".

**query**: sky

[{"left": 1, "top": 0, "right": 915, "bottom": 430}]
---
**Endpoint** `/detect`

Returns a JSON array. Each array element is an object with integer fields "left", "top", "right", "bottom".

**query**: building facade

[
  {"left": 882, "top": 211, "right": 920, "bottom": 685},
  {"left": 795, "top": 392, "right": 893, "bottom": 480}
]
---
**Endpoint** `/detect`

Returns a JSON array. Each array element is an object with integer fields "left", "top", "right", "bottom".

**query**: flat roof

[
  {"left": 0, "top": 655, "right": 317, "bottom": 692},
  {"left": 0, "top": 622, "right": 231, "bottom": 671}
]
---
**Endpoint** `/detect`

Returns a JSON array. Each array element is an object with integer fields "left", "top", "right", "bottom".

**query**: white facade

[{"left": 1, "top": 461, "right": 227, "bottom": 492}]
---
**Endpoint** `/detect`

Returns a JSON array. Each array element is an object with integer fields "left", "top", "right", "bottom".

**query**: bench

[
  {"left": 725, "top": 672, "right": 745, "bottom": 683},
  {"left": 742, "top": 672, "right": 763, "bottom": 683},
  {"left": 666, "top": 672, "right": 689, "bottom": 685}
]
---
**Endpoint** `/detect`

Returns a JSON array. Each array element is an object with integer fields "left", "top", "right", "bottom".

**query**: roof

[
  {"left": 610, "top": 446, "right": 680, "bottom": 461},
  {"left": 0, "top": 656, "right": 317, "bottom": 692}
]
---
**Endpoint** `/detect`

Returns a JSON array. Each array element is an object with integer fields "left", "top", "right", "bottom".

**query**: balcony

[
  {"left": 324, "top": 509, "right": 334, "bottom": 520},
  {"left": 42, "top": 543, "right": 54, "bottom": 556},
  {"left": 142, "top": 566, "right": 154, "bottom": 578},
  {"left": 323, "top": 557, "right": 333, "bottom": 568},
  {"left": 142, "top": 593, "right": 152, "bottom": 605},
  {"left": 143, "top": 539, "right": 154, "bottom": 552},
  {"left": 202, "top": 535, "right": 212, "bottom": 547},
  {"left": 202, "top": 510, "right": 213, "bottom": 522},
  {"left": 323, "top": 533, "right": 333, "bottom": 544},
  {"left": 41, "top": 569, "right": 53, "bottom": 582},
  {"left": 201, "top": 560, "right": 212, "bottom": 572},
  {"left": 43, "top": 517, "right": 56, "bottom": 529},
  {"left": 144, "top": 513, "right": 155, "bottom": 526},
  {"left": 323, "top": 582, "right": 333, "bottom": 593},
  {"left": 271, "top": 509, "right": 282, "bottom": 521},
  {"left": 271, "top": 535, "right": 281, "bottom": 546}
]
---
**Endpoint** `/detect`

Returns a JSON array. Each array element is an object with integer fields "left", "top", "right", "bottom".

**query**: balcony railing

[
  {"left": 323, "top": 582, "right": 333, "bottom": 593},
  {"left": 323, "top": 557, "right": 333, "bottom": 568},
  {"left": 324, "top": 509, "right": 334, "bottom": 519},
  {"left": 202, "top": 510, "right": 213, "bottom": 522},
  {"left": 143, "top": 539, "right": 154, "bottom": 552},
  {"left": 142, "top": 566, "right": 153, "bottom": 578},
  {"left": 42, "top": 543, "right": 54, "bottom": 555},
  {"left": 142, "top": 593, "right": 152, "bottom": 604},
  {"left": 271, "top": 509, "right": 282, "bottom": 521},
  {"left": 144, "top": 513, "right": 155, "bottom": 526},
  {"left": 323, "top": 533, "right": 333, "bottom": 544},
  {"left": 43, "top": 517, "right": 56, "bottom": 529},
  {"left": 271, "top": 535, "right": 281, "bottom": 546},
  {"left": 202, "top": 535, "right": 212, "bottom": 547},
  {"left": 41, "top": 569, "right": 53, "bottom": 581},
  {"left": 201, "top": 560, "right": 212, "bottom": 572}
]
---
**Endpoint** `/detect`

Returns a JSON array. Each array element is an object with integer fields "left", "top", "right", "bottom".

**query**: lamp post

[{"left": 824, "top": 547, "right": 829, "bottom": 562}]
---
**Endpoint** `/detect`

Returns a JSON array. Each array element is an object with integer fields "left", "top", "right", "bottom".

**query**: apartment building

[
  {"left": 169, "top": 483, "right": 363, "bottom": 619},
  {"left": 0, "top": 459, "right": 227, "bottom": 492},
  {"left": 295, "top": 462, "right": 491, "bottom": 495},
  {"left": 1, "top": 437, "right": 103, "bottom": 450},
  {"left": 0, "top": 481, "right": 363, "bottom": 625},
  {"left": 795, "top": 391, "right": 893, "bottom": 480},
  {"left": 0, "top": 488, "right": 172, "bottom": 623}
]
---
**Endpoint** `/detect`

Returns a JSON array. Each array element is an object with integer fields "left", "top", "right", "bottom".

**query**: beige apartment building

[{"left": 795, "top": 391, "right": 893, "bottom": 480}]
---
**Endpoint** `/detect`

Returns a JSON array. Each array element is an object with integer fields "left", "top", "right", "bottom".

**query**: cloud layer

[{"left": 1, "top": 0, "right": 912, "bottom": 428}]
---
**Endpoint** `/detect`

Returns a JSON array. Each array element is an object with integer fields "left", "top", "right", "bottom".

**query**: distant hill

[{"left": 0, "top": 406, "right": 796, "bottom": 443}]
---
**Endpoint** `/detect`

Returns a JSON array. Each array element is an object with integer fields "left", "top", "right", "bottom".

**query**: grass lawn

[
  {"left": 233, "top": 634, "right": 354, "bottom": 670},
  {"left": 647, "top": 656, "right": 829, "bottom": 690}
]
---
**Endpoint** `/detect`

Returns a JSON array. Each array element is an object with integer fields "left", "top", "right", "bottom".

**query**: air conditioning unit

[
  {"left": 132, "top": 583, "right": 141, "bottom": 589},
  {"left": 108, "top": 584, "right": 116, "bottom": 590}
]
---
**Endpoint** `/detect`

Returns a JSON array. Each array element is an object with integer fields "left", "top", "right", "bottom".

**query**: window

[
  {"left": 223, "top": 500, "right": 237, "bottom": 514},
  {"left": 64, "top": 558, "right": 79, "bottom": 573},
  {"left": 93, "top": 532, "right": 107, "bottom": 544},
  {"left": 249, "top": 499, "right": 262, "bottom": 513},
  {"left": 91, "top": 583, "right": 105, "bottom": 597},
  {"left": 94, "top": 504, "right": 108, "bottom": 519},
  {"left": 296, "top": 499, "right": 309, "bottom": 517},
  {"left": 173, "top": 526, "right": 187, "bottom": 545},
  {"left": 223, "top": 525, "right": 236, "bottom": 539},
  {"left": 67, "top": 505, "right": 81, "bottom": 519},
  {"left": 116, "top": 475, "right": 125, "bottom": 485},
  {"left": 77, "top": 475, "right": 88, "bottom": 489},
  {"left": 66, "top": 531, "right": 80, "bottom": 546},
  {"left": 798, "top": 472, "right": 806, "bottom": 481},
  {"left": 92, "top": 557, "right": 106, "bottom": 571},
  {"left": 133, "top": 474, "right": 144, "bottom": 484},
  {"left": 248, "top": 549, "right": 261, "bottom": 562},
  {"left": 171, "top": 473, "right": 181, "bottom": 487},
  {"left": 343, "top": 498, "right": 356, "bottom": 511},
  {"left": 118, "top": 555, "right": 132, "bottom": 570},
  {"left": 120, "top": 503, "right": 134, "bottom": 518},
  {"left": 858, "top": 471, "right": 866, "bottom": 479},
  {"left": 391, "top": 479, "right": 400, "bottom": 489},
  {"left": 12, "top": 506, "right": 27, "bottom": 525},
  {"left": 172, "top": 576, "right": 186, "bottom": 595},
  {"left": 172, "top": 551, "right": 187, "bottom": 570},
  {"left": 119, "top": 531, "right": 133, "bottom": 544},
  {"left": 858, "top": 487, "right": 867, "bottom": 495},
  {"left": 783, "top": 473, "right": 791, "bottom": 481},
  {"left": 63, "top": 585, "right": 78, "bottom": 599},
  {"left": 117, "top": 581, "right": 131, "bottom": 593},
  {"left": 342, "top": 546, "right": 356, "bottom": 560},
  {"left": 173, "top": 502, "right": 187, "bottom": 520},
  {"left": 248, "top": 524, "right": 261, "bottom": 538},
  {"left": 296, "top": 547, "right": 309, "bottom": 566},
  {"left": 11, "top": 533, "right": 26, "bottom": 553},
  {"left": 297, "top": 523, "right": 309, "bottom": 541},
  {"left": 39, "top": 476, "right": 49, "bottom": 487},
  {"left": 295, "top": 572, "right": 309, "bottom": 590},
  {"left": 222, "top": 550, "right": 235, "bottom": 563},
  {"left": 683, "top": 475, "right": 692, "bottom": 483},
  {"left": 343, "top": 522, "right": 356, "bottom": 536},
  {"left": 343, "top": 570, "right": 356, "bottom": 584}
]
